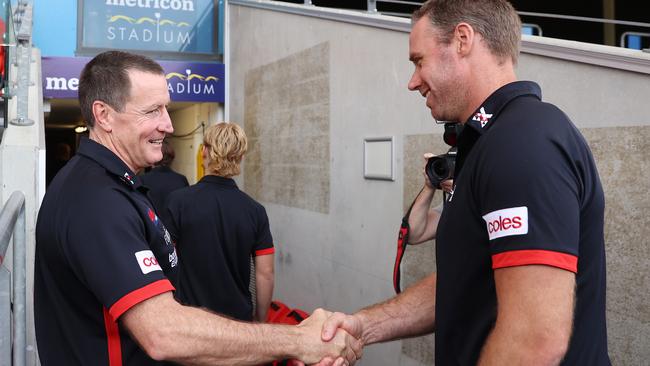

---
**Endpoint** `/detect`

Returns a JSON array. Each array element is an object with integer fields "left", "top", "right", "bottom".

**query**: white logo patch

[
  {"left": 482, "top": 206, "right": 528, "bottom": 240},
  {"left": 472, "top": 107, "right": 493, "bottom": 128},
  {"left": 135, "top": 250, "right": 162, "bottom": 274}
]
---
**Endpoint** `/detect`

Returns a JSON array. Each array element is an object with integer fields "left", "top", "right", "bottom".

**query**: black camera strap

[{"left": 393, "top": 187, "right": 424, "bottom": 294}]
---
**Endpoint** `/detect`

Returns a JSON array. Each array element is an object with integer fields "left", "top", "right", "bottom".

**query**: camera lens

[
  {"left": 432, "top": 159, "right": 449, "bottom": 177},
  {"left": 425, "top": 155, "right": 455, "bottom": 188}
]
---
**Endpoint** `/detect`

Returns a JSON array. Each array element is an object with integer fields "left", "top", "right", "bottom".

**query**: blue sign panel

[
  {"left": 42, "top": 56, "right": 225, "bottom": 103},
  {"left": 158, "top": 59, "right": 224, "bottom": 102},
  {"left": 80, "top": 0, "right": 217, "bottom": 55}
]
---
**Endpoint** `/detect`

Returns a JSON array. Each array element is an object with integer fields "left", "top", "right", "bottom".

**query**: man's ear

[
  {"left": 454, "top": 22, "right": 475, "bottom": 56},
  {"left": 92, "top": 101, "right": 112, "bottom": 133}
]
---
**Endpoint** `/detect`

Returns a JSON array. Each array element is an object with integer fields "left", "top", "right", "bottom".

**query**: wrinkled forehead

[{"left": 126, "top": 69, "right": 170, "bottom": 102}]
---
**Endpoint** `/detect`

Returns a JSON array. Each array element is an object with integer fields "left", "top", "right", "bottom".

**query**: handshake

[{"left": 294, "top": 308, "right": 364, "bottom": 366}]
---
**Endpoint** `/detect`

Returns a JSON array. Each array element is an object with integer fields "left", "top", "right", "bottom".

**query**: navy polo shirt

[
  {"left": 35, "top": 137, "right": 179, "bottom": 365},
  {"left": 165, "top": 175, "right": 274, "bottom": 321},
  {"left": 140, "top": 166, "right": 189, "bottom": 223},
  {"left": 435, "top": 81, "right": 610, "bottom": 365}
]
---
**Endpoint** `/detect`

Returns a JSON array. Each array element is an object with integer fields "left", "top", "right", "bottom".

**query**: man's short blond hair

[{"left": 203, "top": 122, "right": 248, "bottom": 178}]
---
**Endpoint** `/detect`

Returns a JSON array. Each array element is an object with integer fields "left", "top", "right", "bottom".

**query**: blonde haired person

[{"left": 166, "top": 122, "right": 275, "bottom": 323}]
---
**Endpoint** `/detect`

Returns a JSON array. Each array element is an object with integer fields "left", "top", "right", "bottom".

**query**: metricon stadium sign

[
  {"left": 42, "top": 57, "right": 225, "bottom": 103},
  {"left": 105, "top": 0, "right": 196, "bottom": 12},
  {"left": 80, "top": 0, "right": 217, "bottom": 55}
]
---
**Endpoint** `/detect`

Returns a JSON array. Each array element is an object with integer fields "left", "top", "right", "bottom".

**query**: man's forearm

[
  {"left": 169, "top": 307, "right": 303, "bottom": 365},
  {"left": 355, "top": 272, "right": 436, "bottom": 345},
  {"left": 255, "top": 275, "right": 274, "bottom": 322},
  {"left": 407, "top": 186, "right": 439, "bottom": 244},
  {"left": 123, "top": 293, "right": 349, "bottom": 365}
]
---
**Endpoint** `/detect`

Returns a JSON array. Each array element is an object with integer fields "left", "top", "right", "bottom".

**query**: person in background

[
  {"left": 407, "top": 153, "right": 454, "bottom": 245},
  {"left": 317, "top": 1, "right": 609, "bottom": 365},
  {"left": 34, "top": 50, "right": 360, "bottom": 366},
  {"left": 166, "top": 122, "right": 275, "bottom": 323},
  {"left": 46, "top": 142, "right": 72, "bottom": 186},
  {"left": 141, "top": 139, "right": 189, "bottom": 221}
]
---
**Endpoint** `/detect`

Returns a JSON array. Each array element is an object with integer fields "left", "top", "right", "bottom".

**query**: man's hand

[
  {"left": 294, "top": 309, "right": 362, "bottom": 366},
  {"left": 422, "top": 152, "right": 436, "bottom": 189},
  {"left": 423, "top": 153, "right": 454, "bottom": 193},
  {"left": 440, "top": 179, "right": 453, "bottom": 193},
  {"left": 306, "top": 312, "right": 364, "bottom": 366}
]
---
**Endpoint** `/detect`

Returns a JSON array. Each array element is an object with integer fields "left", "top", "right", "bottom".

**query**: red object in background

[
  {"left": 266, "top": 301, "right": 311, "bottom": 366},
  {"left": 266, "top": 300, "right": 292, "bottom": 323},
  {"left": 0, "top": 19, "right": 6, "bottom": 91}
]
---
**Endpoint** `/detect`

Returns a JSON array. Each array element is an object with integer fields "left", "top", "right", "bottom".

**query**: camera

[{"left": 425, "top": 123, "right": 462, "bottom": 188}]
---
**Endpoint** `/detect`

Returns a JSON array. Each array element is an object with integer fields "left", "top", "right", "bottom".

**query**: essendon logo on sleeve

[
  {"left": 135, "top": 250, "right": 162, "bottom": 274},
  {"left": 482, "top": 206, "right": 528, "bottom": 240}
]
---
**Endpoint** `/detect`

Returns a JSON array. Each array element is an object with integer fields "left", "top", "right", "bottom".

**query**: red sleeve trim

[
  {"left": 254, "top": 247, "right": 275, "bottom": 257},
  {"left": 103, "top": 307, "right": 122, "bottom": 366},
  {"left": 492, "top": 249, "right": 578, "bottom": 273},
  {"left": 108, "top": 279, "right": 175, "bottom": 320}
]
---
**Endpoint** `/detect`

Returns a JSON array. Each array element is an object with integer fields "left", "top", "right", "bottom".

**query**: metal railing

[
  {"left": 288, "top": 1, "right": 650, "bottom": 50},
  {"left": 0, "top": 191, "right": 27, "bottom": 366}
]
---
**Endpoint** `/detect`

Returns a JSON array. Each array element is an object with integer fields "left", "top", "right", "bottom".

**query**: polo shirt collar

[
  {"left": 463, "top": 80, "right": 542, "bottom": 134},
  {"left": 200, "top": 175, "right": 238, "bottom": 188},
  {"left": 76, "top": 137, "right": 143, "bottom": 190}
]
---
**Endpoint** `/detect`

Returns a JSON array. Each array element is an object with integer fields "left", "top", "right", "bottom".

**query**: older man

[{"left": 34, "top": 50, "right": 360, "bottom": 366}]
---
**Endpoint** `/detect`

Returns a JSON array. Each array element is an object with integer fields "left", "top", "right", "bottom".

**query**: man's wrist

[{"left": 352, "top": 311, "right": 372, "bottom": 346}]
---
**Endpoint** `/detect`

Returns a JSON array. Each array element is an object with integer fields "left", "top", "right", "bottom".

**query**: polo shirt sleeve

[
  {"left": 252, "top": 204, "right": 274, "bottom": 257},
  {"left": 474, "top": 124, "right": 580, "bottom": 273},
  {"left": 64, "top": 188, "right": 174, "bottom": 320}
]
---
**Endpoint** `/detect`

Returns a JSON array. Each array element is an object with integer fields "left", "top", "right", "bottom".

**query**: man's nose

[
  {"left": 408, "top": 71, "right": 420, "bottom": 91},
  {"left": 161, "top": 107, "right": 174, "bottom": 134}
]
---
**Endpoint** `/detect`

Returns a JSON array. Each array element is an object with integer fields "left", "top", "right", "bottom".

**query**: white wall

[{"left": 0, "top": 48, "right": 46, "bottom": 366}]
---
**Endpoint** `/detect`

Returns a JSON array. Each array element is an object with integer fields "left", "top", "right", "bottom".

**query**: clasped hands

[{"left": 294, "top": 309, "right": 363, "bottom": 366}]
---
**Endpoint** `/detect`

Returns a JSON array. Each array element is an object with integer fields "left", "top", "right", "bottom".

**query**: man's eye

[{"left": 147, "top": 108, "right": 161, "bottom": 116}]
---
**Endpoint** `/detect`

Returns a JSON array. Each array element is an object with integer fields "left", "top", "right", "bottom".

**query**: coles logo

[
  {"left": 482, "top": 206, "right": 528, "bottom": 240},
  {"left": 135, "top": 250, "right": 162, "bottom": 274}
]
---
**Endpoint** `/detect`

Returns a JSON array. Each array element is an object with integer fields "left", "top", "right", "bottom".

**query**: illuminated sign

[
  {"left": 79, "top": 0, "right": 217, "bottom": 55},
  {"left": 42, "top": 56, "right": 225, "bottom": 102}
]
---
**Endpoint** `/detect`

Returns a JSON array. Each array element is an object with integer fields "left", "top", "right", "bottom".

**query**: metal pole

[
  {"left": 0, "top": 266, "right": 9, "bottom": 366},
  {"left": 13, "top": 201, "right": 26, "bottom": 366},
  {"left": 367, "top": 0, "right": 377, "bottom": 13},
  {"left": 9, "top": 1, "right": 34, "bottom": 127},
  {"left": 304, "top": 0, "right": 312, "bottom": 5},
  {"left": 0, "top": 191, "right": 26, "bottom": 366},
  {"left": 603, "top": 0, "right": 616, "bottom": 46}
]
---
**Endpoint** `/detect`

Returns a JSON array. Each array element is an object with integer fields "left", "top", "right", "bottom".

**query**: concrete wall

[
  {"left": 0, "top": 48, "right": 46, "bottom": 366},
  {"left": 229, "top": 3, "right": 650, "bottom": 365}
]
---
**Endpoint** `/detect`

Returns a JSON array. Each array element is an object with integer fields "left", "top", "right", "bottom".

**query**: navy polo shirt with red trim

[
  {"left": 435, "top": 81, "right": 610, "bottom": 365},
  {"left": 165, "top": 175, "right": 274, "bottom": 321},
  {"left": 35, "top": 137, "right": 178, "bottom": 365}
]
